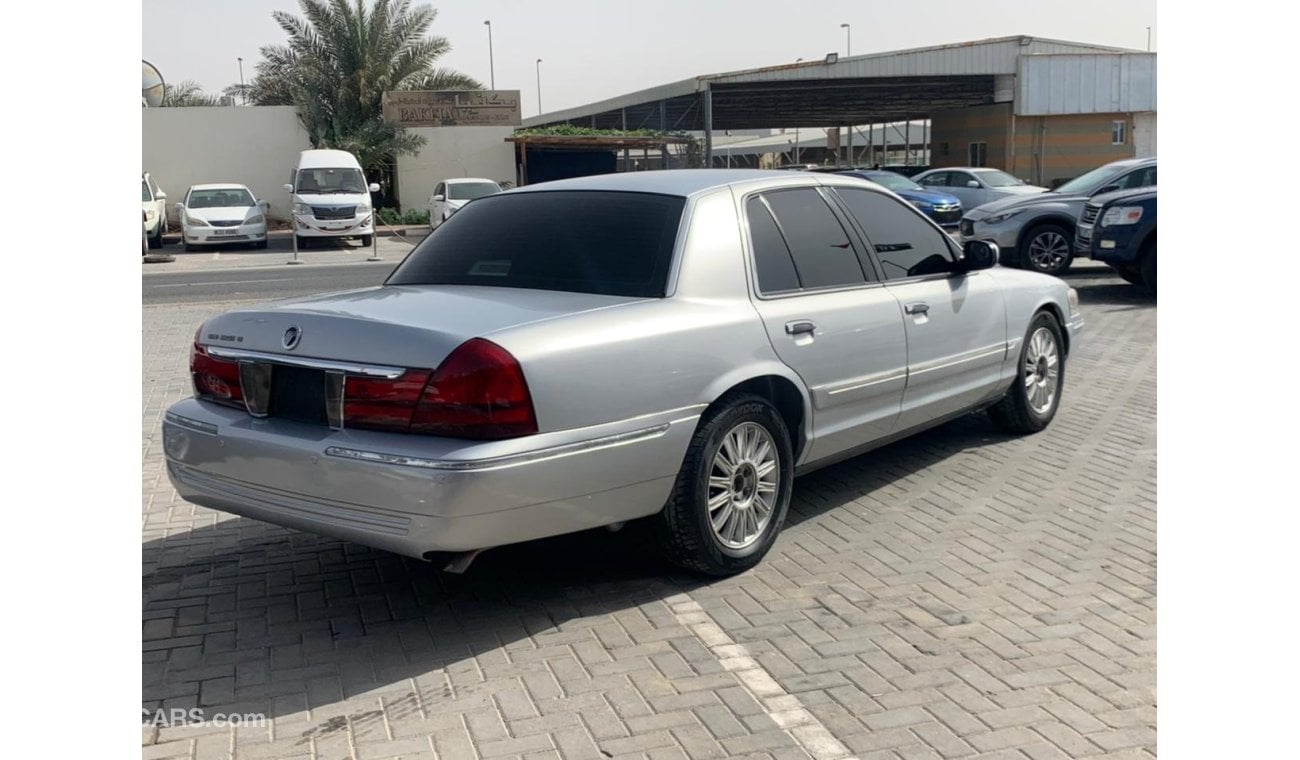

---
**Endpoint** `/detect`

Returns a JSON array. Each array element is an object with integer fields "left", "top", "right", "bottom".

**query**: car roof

[
  {"left": 510, "top": 169, "right": 831, "bottom": 197},
  {"left": 444, "top": 177, "right": 498, "bottom": 184},
  {"left": 190, "top": 183, "right": 251, "bottom": 192},
  {"left": 297, "top": 149, "right": 362, "bottom": 169}
]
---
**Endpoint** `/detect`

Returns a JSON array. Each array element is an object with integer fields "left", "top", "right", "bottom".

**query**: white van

[{"left": 284, "top": 149, "right": 381, "bottom": 248}]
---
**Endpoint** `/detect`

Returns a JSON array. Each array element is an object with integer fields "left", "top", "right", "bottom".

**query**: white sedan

[
  {"left": 428, "top": 178, "right": 502, "bottom": 229},
  {"left": 175, "top": 184, "right": 270, "bottom": 251}
]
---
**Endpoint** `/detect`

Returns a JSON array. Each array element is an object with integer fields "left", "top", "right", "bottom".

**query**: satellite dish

[{"left": 142, "top": 60, "right": 165, "bottom": 107}]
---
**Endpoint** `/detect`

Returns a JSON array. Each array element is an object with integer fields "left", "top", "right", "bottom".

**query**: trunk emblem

[{"left": 282, "top": 325, "right": 303, "bottom": 350}]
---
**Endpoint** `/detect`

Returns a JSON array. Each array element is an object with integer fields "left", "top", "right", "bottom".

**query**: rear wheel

[
  {"left": 989, "top": 312, "right": 1065, "bottom": 434},
  {"left": 1022, "top": 223, "right": 1073, "bottom": 276},
  {"left": 657, "top": 394, "right": 793, "bottom": 576}
]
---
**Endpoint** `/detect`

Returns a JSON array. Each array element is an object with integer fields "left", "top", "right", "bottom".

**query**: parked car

[
  {"left": 957, "top": 157, "right": 1157, "bottom": 276},
  {"left": 837, "top": 169, "right": 963, "bottom": 227},
  {"left": 912, "top": 167, "right": 1047, "bottom": 209},
  {"left": 285, "top": 149, "right": 381, "bottom": 249},
  {"left": 162, "top": 170, "right": 1083, "bottom": 577},
  {"left": 142, "top": 209, "right": 149, "bottom": 256},
  {"left": 175, "top": 184, "right": 270, "bottom": 251},
  {"left": 1082, "top": 186, "right": 1156, "bottom": 291},
  {"left": 142, "top": 172, "right": 168, "bottom": 249},
  {"left": 428, "top": 178, "right": 503, "bottom": 229}
]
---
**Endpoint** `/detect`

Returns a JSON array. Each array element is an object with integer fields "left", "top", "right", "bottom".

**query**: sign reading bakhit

[{"left": 382, "top": 90, "right": 522, "bottom": 127}]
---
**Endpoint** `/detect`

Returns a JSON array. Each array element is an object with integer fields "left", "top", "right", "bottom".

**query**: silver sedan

[{"left": 163, "top": 170, "right": 1083, "bottom": 576}]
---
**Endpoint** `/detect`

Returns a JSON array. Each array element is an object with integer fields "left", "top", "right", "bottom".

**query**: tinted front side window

[
  {"left": 762, "top": 189, "right": 866, "bottom": 290},
  {"left": 745, "top": 197, "right": 800, "bottom": 294},
  {"left": 387, "top": 191, "right": 684, "bottom": 298},
  {"left": 835, "top": 188, "right": 956, "bottom": 280},
  {"left": 142, "top": 180, "right": 152, "bottom": 202}
]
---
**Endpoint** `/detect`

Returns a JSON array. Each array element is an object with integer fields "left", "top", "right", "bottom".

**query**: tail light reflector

[
  {"left": 410, "top": 338, "right": 538, "bottom": 440},
  {"left": 190, "top": 339, "right": 245, "bottom": 408}
]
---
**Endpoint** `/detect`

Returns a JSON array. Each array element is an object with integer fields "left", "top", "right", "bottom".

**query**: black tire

[
  {"left": 296, "top": 235, "right": 310, "bottom": 250},
  {"left": 1020, "top": 223, "right": 1073, "bottom": 276},
  {"left": 1115, "top": 266, "right": 1144, "bottom": 285},
  {"left": 254, "top": 239, "right": 268, "bottom": 250},
  {"left": 360, "top": 234, "right": 373, "bottom": 247},
  {"left": 183, "top": 242, "right": 196, "bottom": 253},
  {"left": 1138, "top": 242, "right": 1156, "bottom": 294},
  {"left": 989, "top": 311, "right": 1065, "bottom": 434},
  {"left": 148, "top": 223, "right": 163, "bottom": 249},
  {"left": 657, "top": 394, "right": 794, "bottom": 576}
]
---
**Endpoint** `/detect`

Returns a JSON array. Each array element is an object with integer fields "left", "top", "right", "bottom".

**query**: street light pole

[
  {"left": 535, "top": 58, "right": 543, "bottom": 114},
  {"left": 237, "top": 57, "right": 246, "bottom": 105},
  {"left": 484, "top": 20, "right": 495, "bottom": 89},
  {"left": 841, "top": 23, "right": 851, "bottom": 56}
]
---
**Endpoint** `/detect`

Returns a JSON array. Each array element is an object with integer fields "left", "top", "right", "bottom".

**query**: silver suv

[{"left": 959, "top": 157, "right": 1156, "bottom": 276}]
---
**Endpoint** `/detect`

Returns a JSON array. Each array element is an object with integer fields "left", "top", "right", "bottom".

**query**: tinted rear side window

[
  {"left": 762, "top": 189, "right": 866, "bottom": 290},
  {"left": 834, "top": 188, "right": 956, "bottom": 280},
  {"left": 745, "top": 197, "right": 800, "bottom": 294},
  {"left": 387, "top": 191, "right": 685, "bottom": 297}
]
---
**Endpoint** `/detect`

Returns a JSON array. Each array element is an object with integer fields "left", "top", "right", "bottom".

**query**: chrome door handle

[
  {"left": 904, "top": 302, "right": 930, "bottom": 315},
  {"left": 785, "top": 320, "right": 817, "bottom": 335}
]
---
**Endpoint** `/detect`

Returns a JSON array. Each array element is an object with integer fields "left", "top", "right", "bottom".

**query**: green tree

[
  {"left": 250, "top": 0, "right": 481, "bottom": 176},
  {"left": 161, "top": 80, "right": 221, "bottom": 107},
  {"left": 222, "top": 83, "right": 254, "bottom": 105}
]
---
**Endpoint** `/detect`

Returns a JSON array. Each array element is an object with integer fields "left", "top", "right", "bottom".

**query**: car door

[
  {"left": 741, "top": 188, "right": 908, "bottom": 464},
  {"left": 831, "top": 186, "right": 1008, "bottom": 430},
  {"left": 146, "top": 174, "right": 166, "bottom": 224},
  {"left": 946, "top": 170, "right": 986, "bottom": 208},
  {"left": 431, "top": 182, "right": 446, "bottom": 223}
]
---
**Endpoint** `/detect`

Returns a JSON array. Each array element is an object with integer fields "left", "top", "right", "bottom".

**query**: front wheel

[
  {"left": 1139, "top": 244, "right": 1156, "bottom": 294},
  {"left": 989, "top": 312, "right": 1065, "bottom": 434},
  {"left": 295, "top": 235, "right": 310, "bottom": 250},
  {"left": 657, "top": 395, "right": 794, "bottom": 576},
  {"left": 359, "top": 234, "right": 373, "bottom": 247},
  {"left": 1115, "top": 266, "right": 1144, "bottom": 285},
  {"left": 1022, "top": 224, "right": 1073, "bottom": 276},
  {"left": 148, "top": 223, "right": 163, "bottom": 249}
]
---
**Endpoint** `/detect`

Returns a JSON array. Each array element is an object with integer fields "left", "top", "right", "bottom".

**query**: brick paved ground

[{"left": 142, "top": 264, "right": 1155, "bottom": 759}]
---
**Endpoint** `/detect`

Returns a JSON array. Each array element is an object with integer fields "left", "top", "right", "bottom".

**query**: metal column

[
  {"left": 846, "top": 125, "right": 853, "bottom": 166},
  {"left": 622, "top": 108, "right": 629, "bottom": 172},
  {"left": 702, "top": 85, "right": 713, "bottom": 167}
]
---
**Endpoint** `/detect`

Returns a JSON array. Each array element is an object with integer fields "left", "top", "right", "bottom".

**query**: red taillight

[
  {"left": 190, "top": 340, "right": 244, "bottom": 408},
  {"left": 341, "top": 370, "right": 431, "bottom": 433},
  {"left": 410, "top": 338, "right": 538, "bottom": 439}
]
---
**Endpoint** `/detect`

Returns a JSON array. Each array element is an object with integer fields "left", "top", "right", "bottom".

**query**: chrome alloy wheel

[
  {"left": 1027, "top": 230, "right": 1070, "bottom": 271},
  {"left": 708, "top": 422, "right": 779, "bottom": 550},
  {"left": 1024, "top": 326, "right": 1061, "bottom": 414}
]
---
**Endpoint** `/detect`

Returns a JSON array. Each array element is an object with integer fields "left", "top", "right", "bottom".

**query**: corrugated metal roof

[
  {"left": 1017, "top": 54, "right": 1157, "bottom": 115},
  {"left": 524, "top": 35, "right": 1144, "bottom": 128}
]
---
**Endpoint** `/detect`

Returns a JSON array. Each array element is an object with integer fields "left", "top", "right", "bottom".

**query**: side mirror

[
  {"left": 432, "top": 194, "right": 444, "bottom": 202},
  {"left": 966, "top": 180, "right": 980, "bottom": 188},
  {"left": 960, "top": 240, "right": 999, "bottom": 271},
  {"left": 258, "top": 199, "right": 270, "bottom": 210},
  {"left": 174, "top": 202, "right": 185, "bottom": 215},
  {"left": 1095, "top": 184, "right": 1120, "bottom": 195},
  {"left": 368, "top": 182, "right": 381, "bottom": 193},
  {"left": 283, "top": 183, "right": 294, "bottom": 193},
  {"left": 156, "top": 191, "right": 167, "bottom": 201}
]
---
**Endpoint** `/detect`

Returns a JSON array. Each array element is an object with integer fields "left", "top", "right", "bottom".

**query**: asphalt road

[{"left": 142, "top": 261, "right": 397, "bottom": 305}]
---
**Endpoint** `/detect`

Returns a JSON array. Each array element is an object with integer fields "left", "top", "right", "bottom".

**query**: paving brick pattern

[{"left": 142, "top": 265, "right": 1155, "bottom": 759}]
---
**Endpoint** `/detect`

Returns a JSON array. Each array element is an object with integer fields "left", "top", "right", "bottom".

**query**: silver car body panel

[{"left": 164, "top": 169, "right": 1082, "bottom": 559}]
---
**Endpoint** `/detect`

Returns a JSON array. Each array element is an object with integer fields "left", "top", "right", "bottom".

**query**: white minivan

[{"left": 284, "top": 149, "right": 381, "bottom": 248}]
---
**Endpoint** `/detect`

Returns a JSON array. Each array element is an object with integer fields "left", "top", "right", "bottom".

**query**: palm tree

[
  {"left": 161, "top": 80, "right": 221, "bottom": 107},
  {"left": 222, "top": 83, "right": 254, "bottom": 105},
  {"left": 251, "top": 0, "right": 481, "bottom": 175}
]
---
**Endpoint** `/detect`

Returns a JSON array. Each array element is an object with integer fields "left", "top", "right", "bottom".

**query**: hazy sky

[{"left": 143, "top": 0, "right": 1155, "bottom": 118}]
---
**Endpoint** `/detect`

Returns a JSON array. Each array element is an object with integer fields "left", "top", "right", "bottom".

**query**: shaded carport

[{"left": 524, "top": 35, "right": 1141, "bottom": 164}]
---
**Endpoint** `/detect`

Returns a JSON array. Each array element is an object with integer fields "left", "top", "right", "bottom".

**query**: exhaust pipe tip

[{"left": 424, "top": 548, "right": 490, "bottom": 574}]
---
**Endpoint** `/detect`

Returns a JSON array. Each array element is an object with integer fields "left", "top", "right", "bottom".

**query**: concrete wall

[
  {"left": 142, "top": 106, "right": 310, "bottom": 222},
  {"left": 930, "top": 103, "right": 1149, "bottom": 187},
  {"left": 395, "top": 126, "right": 516, "bottom": 214}
]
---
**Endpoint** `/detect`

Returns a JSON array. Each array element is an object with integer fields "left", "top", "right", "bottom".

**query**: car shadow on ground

[{"left": 141, "top": 412, "right": 1012, "bottom": 721}]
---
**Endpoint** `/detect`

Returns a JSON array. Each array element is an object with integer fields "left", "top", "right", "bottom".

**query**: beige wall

[
  {"left": 395, "top": 127, "right": 516, "bottom": 214},
  {"left": 142, "top": 106, "right": 311, "bottom": 222},
  {"left": 929, "top": 103, "right": 1148, "bottom": 187}
]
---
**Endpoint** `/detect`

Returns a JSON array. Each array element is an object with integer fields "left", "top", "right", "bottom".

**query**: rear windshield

[{"left": 387, "top": 191, "right": 685, "bottom": 298}]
